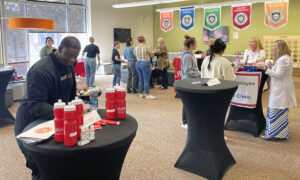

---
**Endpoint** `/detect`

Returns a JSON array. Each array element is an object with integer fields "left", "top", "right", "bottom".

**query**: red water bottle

[
  {"left": 64, "top": 103, "right": 77, "bottom": 147},
  {"left": 54, "top": 99, "right": 65, "bottom": 142},
  {"left": 72, "top": 97, "right": 83, "bottom": 138},
  {"left": 105, "top": 88, "right": 116, "bottom": 120},
  {"left": 116, "top": 87, "right": 126, "bottom": 119}
]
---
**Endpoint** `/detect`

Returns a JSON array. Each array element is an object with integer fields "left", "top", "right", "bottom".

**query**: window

[
  {"left": 4, "top": 2, "right": 29, "bottom": 76},
  {"left": 69, "top": 0, "right": 85, "bottom": 5},
  {"left": 1, "top": 0, "right": 88, "bottom": 76},
  {"left": 29, "top": 33, "right": 87, "bottom": 66},
  {"left": 27, "top": 4, "right": 67, "bottom": 32},
  {"left": 68, "top": 7, "right": 86, "bottom": 33}
]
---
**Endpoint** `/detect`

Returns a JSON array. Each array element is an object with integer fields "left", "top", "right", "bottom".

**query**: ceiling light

[
  {"left": 113, "top": 0, "right": 189, "bottom": 8},
  {"left": 8, "top": 17, "right": 55, "bottom": 30}
]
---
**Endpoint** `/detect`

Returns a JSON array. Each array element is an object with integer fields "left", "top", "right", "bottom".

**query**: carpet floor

[{"left": 1, "top": 75, "right": 300, "bottom": 180}]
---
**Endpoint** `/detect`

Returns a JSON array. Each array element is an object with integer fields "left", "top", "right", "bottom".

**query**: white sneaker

[
  {"left": 139, "top": 94, "right": 145, "bottom": 98},
  {"left": 181, "top": 124, "right": 188, "bottom": 129},
  {"left": 224, "top": 136, "right": 228, "bottom": 142},
  {"left": 145, "top": 95, "right": 156, "bottom": 100}
]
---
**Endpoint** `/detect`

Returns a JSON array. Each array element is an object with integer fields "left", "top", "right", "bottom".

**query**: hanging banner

[
  {"left": 204, "top": 7, "right": 221, "bottom": 31},
  {"left": 265, "top": 0, "right": 289, "bottom": 29},
  {"left": 232, "top": 4, "right": 251, "bottom": 30},
  {"left": 180, "top": 7, "right": 195, "bottom": 31},
  {"left": 160, "top": 11, "right": 173, "bottom": 32}
]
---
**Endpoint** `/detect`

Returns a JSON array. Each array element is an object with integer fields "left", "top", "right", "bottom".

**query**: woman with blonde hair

[
  {"left": 243, "top": 37, "right": 265, "bottom": 64},
  {"left": 134, "top": 36, "right": 156, "bottom": 100},
  {"left": 257, "top": 40, "right": 297, "bottom": 140}
]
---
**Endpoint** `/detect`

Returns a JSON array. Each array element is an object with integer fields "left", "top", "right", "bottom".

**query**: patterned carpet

[{"left": 1, "top": 75, "right": 299, "bottom": 180}]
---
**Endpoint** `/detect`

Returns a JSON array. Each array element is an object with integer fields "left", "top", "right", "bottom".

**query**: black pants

[
  {"left": 159, "top": 68, "right": 168, "bottom": 89},
  {"left": 15, "top": 103, "right": 43, "bottom": 180},
  {"left": 182, "top": 106, "right": 187, "bottom": 125}
]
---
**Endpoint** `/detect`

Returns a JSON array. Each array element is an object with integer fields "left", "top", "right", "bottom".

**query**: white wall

[{"left": 90, "top": 1, "right": 153, "bottom": 63}]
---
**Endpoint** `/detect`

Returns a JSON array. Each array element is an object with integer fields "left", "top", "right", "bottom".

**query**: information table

[
  {"left": 22, "top": 109, "right": 138, "bottom": 180},
  {"left": 225, "top": 71, "right": 269, "bottom": 137},
  {"left": 174, "top": 78, "right": 238, "bottom": 180}
]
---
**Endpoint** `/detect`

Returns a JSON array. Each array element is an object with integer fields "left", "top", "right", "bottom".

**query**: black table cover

[
  {"left": 0, "top": 67, "right": 15, "bottom": 128},
  {"left": 174, "top": 78, "right": 238, "bottom": 180},
  {"left": 225, "top": 73, "right": 268, "bottom": 137},
  {"left": 22, "top": 109, "right": 138, "bottom": 180}
]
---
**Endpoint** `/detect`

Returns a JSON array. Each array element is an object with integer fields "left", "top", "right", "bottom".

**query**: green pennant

[{"left": 204, "top": 7, "right": 221, "bottom": 30}]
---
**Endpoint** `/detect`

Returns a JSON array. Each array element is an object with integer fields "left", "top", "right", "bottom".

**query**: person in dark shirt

[
  {"left": 14, "top": 36, "right": 81, "bottom": 180},
  {"left": 112, "top": 41, "right": 122, "bottom": 86},
  {"left": 82, "top": 36, "right": 100, "bottom": 87}
]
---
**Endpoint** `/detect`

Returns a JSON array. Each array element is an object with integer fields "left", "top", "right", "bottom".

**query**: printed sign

[
  {"left": 232, "top": 4, "right": 251, "bottom": 30},
  {"left": 160, "top": 11, "right": 173, "bottom": 32},
  {"left": 231, "top": 72, "right": 261, "bottom": 108},
  {"left": 204, "top": 7, "right": 221, "bottom": 31},
  {"left": 265, "top": 0, "right": 289, "bottom": 29},
  {"left": 180, "top": 7, "right": 195, "bottom": 31}
]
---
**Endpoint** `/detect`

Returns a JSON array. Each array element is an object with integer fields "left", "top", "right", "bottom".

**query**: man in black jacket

[{"left": 14, "top": 36, "right": 81, "bottom": 180}]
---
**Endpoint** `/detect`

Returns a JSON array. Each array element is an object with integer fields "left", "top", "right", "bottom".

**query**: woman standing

[
  {"left": 257, "top": 40, "right": 297, "bottom": 140},
  {"left": 180, "top": 35, "right": 200, "bottom": 129},
  {"left": 243, "top": 37, "right": 265, "bottom": 64},
  {"left": 201, "top": 39, "right": 236, "bottom": 80},
  {"left": 82, "top": 36, "right": 100, "bottom": 87},
  {"left": 134, "top": 36, "right": 155, "bottom": 100},
  {"left": 112, "top": 41, "right": 122, "bottom": 86},
  {"left": 155, "top": 38, "right": 169, "bottom": 90},
  {"left": 124, "top": 38, "right": 138, "bottom": 93}
]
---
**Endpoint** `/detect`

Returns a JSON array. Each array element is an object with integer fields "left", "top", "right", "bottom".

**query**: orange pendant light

[{"left": 8, "top": 17, "right": 55, "bottom": 30}]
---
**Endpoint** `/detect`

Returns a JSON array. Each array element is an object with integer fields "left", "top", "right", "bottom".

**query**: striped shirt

[{"left": 134, "top": 45, "right": 153, "bottom": 61}]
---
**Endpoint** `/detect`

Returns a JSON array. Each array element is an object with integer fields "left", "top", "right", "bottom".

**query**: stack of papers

[{"left": 17, "top": 120, "right": 54, "bottom": 145}]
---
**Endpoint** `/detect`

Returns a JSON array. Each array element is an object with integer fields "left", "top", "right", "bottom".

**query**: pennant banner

[
  {"left": 204, "top": 7, "right": 221, "bottom": 31},
  {"left": 180, "top": 7, "right": 195, "bottom": 31},
  {"left": 232, "top": 4, "right": 251, "bottom": 30},
  {"left": 265, "top": 0, "right": 289, "bottom": 29},
  {"left": 160, "top": 11, "right": 173, "bottom": 32}
]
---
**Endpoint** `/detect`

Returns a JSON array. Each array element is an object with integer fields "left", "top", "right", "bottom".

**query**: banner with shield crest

[
  {"left": 204, "top": 7, "right": 221, "bottom": 31},
  {"left": 180, "top": 7, "right": 195, "bottom": 31},
  {"left": 265, "top": 0, "right": 289, "bottom": 29},
  {"left": 232, "top": 4, "right": 251, "bottom": 30},
  {"left": 160, "top": 11, "right": 173, "bottom": 32}
]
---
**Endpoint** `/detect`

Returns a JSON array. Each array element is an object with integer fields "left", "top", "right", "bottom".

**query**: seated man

[{"left": 14, "top": 36, "right": 81, "bottom": 179}]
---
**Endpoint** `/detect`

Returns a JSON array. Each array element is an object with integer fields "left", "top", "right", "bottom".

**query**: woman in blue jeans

[
  {"left": 134, "top": 36, "right": 156, "bottom": 100},
  {"left": 82, "top": 36, "right": 100, "bottom": 87},
  {"left": 112, "top": 41, "right": 123, "bottom": 86}
]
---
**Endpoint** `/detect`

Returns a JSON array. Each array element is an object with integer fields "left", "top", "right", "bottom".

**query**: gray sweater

[{"left": 180, "top": 50, "right": 200, "bottom": 79}]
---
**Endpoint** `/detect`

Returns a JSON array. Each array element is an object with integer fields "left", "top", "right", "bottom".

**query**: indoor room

[{"left": 0, "top": 0, "right": 299, "bottom": 179}]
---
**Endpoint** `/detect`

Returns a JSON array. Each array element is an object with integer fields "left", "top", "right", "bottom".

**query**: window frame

[{"left": 0, "top": 0, "right": 89, "bottom": 73}]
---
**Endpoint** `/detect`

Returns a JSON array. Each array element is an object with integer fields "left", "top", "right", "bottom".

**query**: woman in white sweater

[
  {"left": 201, "top": 39, "right": 236, "bottom": 81},
  {"left": 257, "top": 40, "right": 297, "bottom": 140}
]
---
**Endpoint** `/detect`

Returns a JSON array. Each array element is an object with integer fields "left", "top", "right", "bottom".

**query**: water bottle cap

[
  {"left": 117, "top": 87, "right": 126, "bottom": 92},
  {"left": 64, "top": 103, "right": 76, "bottom": 111},
  {"left": 72, "top": 96, "right": 83, "bottom": 105},
  {"left": 106, "top": 88, "right": 115, "bottom": 93},
  {"left": 54, "top": 99, "right": 65, "bottom": 109}
]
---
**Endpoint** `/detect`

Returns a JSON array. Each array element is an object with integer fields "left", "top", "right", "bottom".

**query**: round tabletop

[
  {"left": 0, "top": 66, "right": 15, "bottom": 73},
  {"left": 22, "top": 109, "right": 138, "bottom": 156},
  {"left": 174, "top": 78, "right": 238, "bottom": 94}
]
